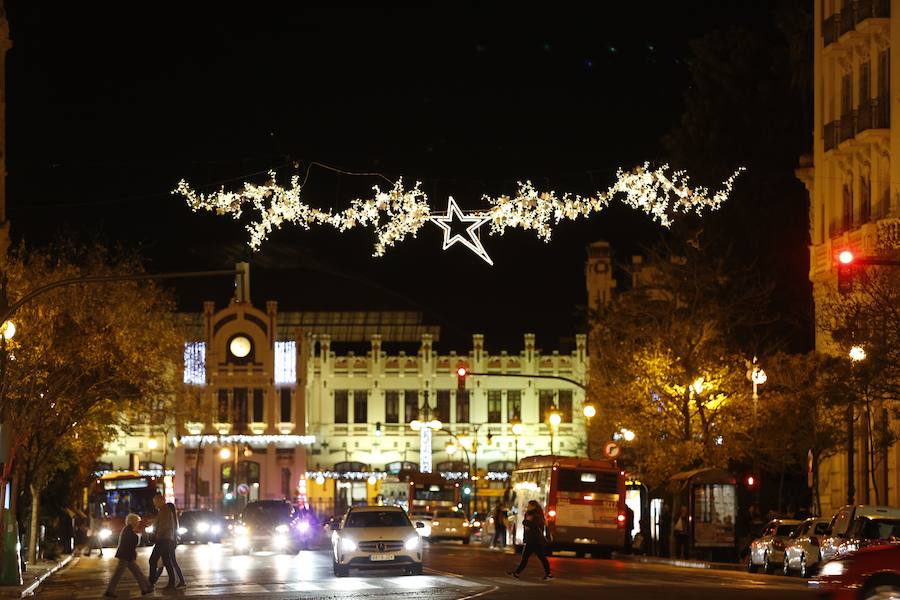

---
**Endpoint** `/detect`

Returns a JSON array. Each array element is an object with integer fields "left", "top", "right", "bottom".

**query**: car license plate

[{"left": 370, "top": 553, "right": 395, "bottom": 561}]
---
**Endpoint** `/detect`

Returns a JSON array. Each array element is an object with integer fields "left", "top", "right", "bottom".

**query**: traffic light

[
  {"left": 375, "top": 422, "right": 382, "bottom": 437},
  {"left": 745, "top": 474, "right": 757, "bottom": 489},
  {"left": 837, "top": 250, "right": 855, "bottom": 295},
  {"left": 456, "top": 364, "right": 468, "bottom": 391}
]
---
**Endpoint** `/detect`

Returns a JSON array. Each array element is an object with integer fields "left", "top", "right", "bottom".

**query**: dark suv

[{"left": 233, "top": 500, "right": 315, "bottom": 554}]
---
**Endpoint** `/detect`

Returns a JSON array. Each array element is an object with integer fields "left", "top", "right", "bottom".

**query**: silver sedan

[
  {"left": 747, "top": 519, "right": 801, "bottom": 574},
  {"left": 782, "top": 517, "right": 830, "bottom": 577}
]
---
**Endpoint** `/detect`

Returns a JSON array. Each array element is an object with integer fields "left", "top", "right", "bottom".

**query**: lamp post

[
  {"left": 511, "top": 420, "right": 524, "bottom": 465},
  {"left": 410, "top": 390, "right": 442, "bottom": 474},
  {"left": 548, "top": 409, "right": 561, "bottom": 455},
  {"left": 583, "top": 403, "right": 596, "bottom": 458}
]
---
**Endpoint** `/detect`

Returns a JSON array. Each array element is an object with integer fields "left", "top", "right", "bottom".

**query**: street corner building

[
  {"left": 97, "top": 279, "right": 589, "bottom": 518},
  {"left": 797, "top": 0, "right": 900, "bottom": 515}
]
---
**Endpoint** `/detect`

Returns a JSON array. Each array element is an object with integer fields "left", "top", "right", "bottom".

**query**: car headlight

[
  {"left": 210, "top": 524, "right": 221, "bottom": 534},
  {"left": 145, "top": 525, "right": 154, "bottom": 534},
  {"left": 197, "top": 522, "right": 210, "bottom": 533},
  {"left": 819, "top": 561, "right": 846, "bottom": 577},
  {"left": 299, "top": 521, "right": 310, "bottom": 532},
  {"left": 177, "top": 527, "right": 188, "bottom": 535},
  {"left": 340, "top": 537, "right": 357, "bottom": 552},
  {"left": 99, "top": 528, "right": 112, "bottom": 540},
  {"left": 405, "top": 536, "right": 420, "bottom": 551},
  {"left": 275, "top": 524, "right": 289, "bottom": 533},
  {"left": 473, "top": 521, "right": 481, "bottom": 527},
  {"left": 273, "top": 534, "right": 287, "bottom": 547},
  {"left": 235, "top": 525, "right": 249, "bottom": 536},
  {"left": 234, "top": 536, "right": 249, "bottom": 549}
]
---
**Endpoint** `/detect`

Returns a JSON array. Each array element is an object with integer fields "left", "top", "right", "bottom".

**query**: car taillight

[
  {"left": 547, "top": 509, "right": 557, "bottom": 519},
  {"left": 774, "top": 540, "right": 785, "bottom": 550},
  {"left": 617, "top": 514, "right": 626, "bottom": 528}
]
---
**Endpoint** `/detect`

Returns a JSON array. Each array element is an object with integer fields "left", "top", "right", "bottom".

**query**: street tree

[
  {"left": 0, "top": 244, "right": 183, "bottom": 562},
  {"left": 588, "top": 240, "right": 770, "bottom": 487}
]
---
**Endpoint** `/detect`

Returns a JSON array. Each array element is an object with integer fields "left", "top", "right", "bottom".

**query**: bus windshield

[
  {"left": 414, "top": 484, "right": 454, "bottom": 501},
  {"left": 93, "top": 488, "right": 155, "bottom": 518},
  {"left": 556, "top": 469, "right": 619, "bottom": 494}
]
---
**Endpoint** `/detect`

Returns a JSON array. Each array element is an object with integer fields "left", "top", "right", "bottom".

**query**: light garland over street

[{"left": 174, "top": 163, "right": 743, "bottom": 264}]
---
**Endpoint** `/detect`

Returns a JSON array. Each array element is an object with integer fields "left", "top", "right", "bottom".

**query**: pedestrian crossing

[{"left": 35, "top": 574, "right": 485, "bottom": 599}]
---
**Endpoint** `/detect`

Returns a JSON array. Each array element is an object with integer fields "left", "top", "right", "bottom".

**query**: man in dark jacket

[
  {"left": 104, "top": 514, "right": 152, "bottom": 598},
  {"left": 148, "top": 495, "right": 176, "bottom": 588},
  {"left": 507, "top": 500, "right": 553, "bottom": 580}
]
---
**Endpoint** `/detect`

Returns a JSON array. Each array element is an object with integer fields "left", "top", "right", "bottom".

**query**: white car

[
  {"left": 429, "top": 509, "right": 471, "bottom": 544},
  {"left": 821, "top": 505, "right": 900, "bottom": 562},
  {"left": 748, "top": 519, "right": 801, "bottom": 574},
  {"left": 782, "top": 517, "right": 830, "bottom": 577},
  {"left": 331, "top": 506, "right": 424, "bottom": 577}
]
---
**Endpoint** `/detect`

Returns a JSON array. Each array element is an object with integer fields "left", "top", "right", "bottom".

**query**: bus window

[{"left": 556, "top": 470, "right": 619, "bottom": 494}]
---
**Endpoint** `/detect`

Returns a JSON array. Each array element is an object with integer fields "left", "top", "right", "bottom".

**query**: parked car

[
  {"left": 811, "top": 542, "right": 900, "bottom": 599},
  {"left": 822, "top": 505, "right": 900, "bottom": 562},
  {"left": 331, "top": 505, "right": 424, "bottom": 577},
  {"left": 177, "top": 510, "right": 225, "bottom": 544},
  {"left": 783, "top": 517, "right": 831, "bottom": 577},
  {"left": 233, "top": 500, "right": 311, "bottom": 554},
  {"left": 430, "top": 509, "right": 471, "bottom": 544},
  {"left": 748, "top": 519, "right": 802, "bottom": 574}
]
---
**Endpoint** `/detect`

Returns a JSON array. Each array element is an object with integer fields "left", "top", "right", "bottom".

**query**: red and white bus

[
  {"left": 88, "top": 471, "right": 161, "bottom": 545},
  {"left": 510, "top": 455, "right": 627, "bottom": 555}
]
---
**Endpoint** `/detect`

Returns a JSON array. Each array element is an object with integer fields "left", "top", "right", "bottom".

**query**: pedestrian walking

[
  {"left": 658, "top": 503, "right": 671, "bottom": 557},
  {"left": 506, "top": 500, "right": 552, "bottom": 580},
  {"left": 103, "top": 513, "right": 152, "bottom": 598},
  {"left": 147, "top": 495, "right": 177, "bottom": 588},
  {"left": 624, "top": 504, "right": 635, "bottom": 553},
  {"left": 490, "top": 502, "right": 508, "bottom": 549},
  {"left": 673, "top": 505, "right": 689, "bottom": 559},
  {"left": 153, "top": 502, "right": 186, "bottom": 588}
]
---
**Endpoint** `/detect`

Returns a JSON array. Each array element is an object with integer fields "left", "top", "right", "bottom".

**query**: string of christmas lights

[{"left": 174, "top": 163, "right": 743, "bottom": 259}]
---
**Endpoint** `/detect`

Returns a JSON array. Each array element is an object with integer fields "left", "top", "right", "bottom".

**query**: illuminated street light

[
  {"left": 147, "top": 439, "right": 158, "bottom": 450},
  {"left": 511, "top": 421, "right": 524, "bottom": 436},
  {"left": 219, "top": 447, "right": 231, "bottom": 460},
  {"left": 583, "top": 404, "right": 597, "bottom": 419},
  {"left": 315, "top": 474, "right": 326, "bottom": 485},
  {"left": 549, "top": 411, "right": 562, "bottom": 427},
  {"left": 445, "top": 442, "right": 458, "bottom": 456},
  {"left": 621, "top": 428, "right": 636, "bottom": 442},
  {"left": 367, "top": 475, "right": 377, "bottom": 486},
  {"left": 0, "top": 320, "right": 15, "bottom": 340},
  {"left": 849, "top": 345, "right": 867, "bottom": 362},
  {"left": 691, "top": 377, "right": 704, "bottom": 395},
  {"left": 750, "top": 367, "right": 767, "bottom": 385}
]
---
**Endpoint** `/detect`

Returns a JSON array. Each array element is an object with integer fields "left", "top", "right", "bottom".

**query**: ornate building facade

[{"left": 797, "top": 0, "right": 900, "bottom": 514}]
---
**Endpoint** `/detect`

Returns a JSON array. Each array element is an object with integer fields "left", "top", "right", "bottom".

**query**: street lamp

[
  {"left": 218, "top": 446, "right": 231, "bottom": 460},
  {"left": 511, "top": 420, "right": 524, "bottom": 465},
  {"left": 0, "top": 320, "right": 15, "bottom": 340},
  {"left": 583, "top": 403, "right": 596, "bottom": 458},
  {"left": 621, "top": 428, "right": 636, "bottom": 442},
  {"left": 549, "top": 410, "right": 561, "bottom": 455},
  {"left": 849, "top": 345, "right": 866, "bottom": 362}
]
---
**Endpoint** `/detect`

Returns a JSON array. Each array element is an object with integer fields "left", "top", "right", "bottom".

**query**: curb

[
  {"left": 611, "top": 552, "right": 744, "bottom": 572},
  {"left": 19, "top": 554, "right": 77, "bottom": 598}
]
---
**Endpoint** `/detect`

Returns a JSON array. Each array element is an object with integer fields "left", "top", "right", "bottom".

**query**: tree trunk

[
  {"left": 682, "top": 389, "right": 692, "bottom": 441},
  {"left": 27, "top": 483, "right": 40, "bottom": 564},
  {"left": 777, "top": 469, "right": 785, "bottom": 513}
]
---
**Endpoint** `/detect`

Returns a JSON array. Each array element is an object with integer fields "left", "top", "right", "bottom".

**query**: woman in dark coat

[{"left": 507, "top": 500, "right": 553, "bottom": 580}]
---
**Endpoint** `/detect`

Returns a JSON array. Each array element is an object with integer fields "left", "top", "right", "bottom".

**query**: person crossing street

[
  {"left": 147, "top": 495, "right": 181, "bottom": 589},
  {"left": 103, "top": 513, "right": 152, "bottom": 598},
  {"left": 507, "top": 500, "right": 553, "bottom": 580}
]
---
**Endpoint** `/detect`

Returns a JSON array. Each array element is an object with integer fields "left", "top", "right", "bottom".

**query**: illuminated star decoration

[{"left": 428, "top": 197, "right": 493, "bottom": 266}]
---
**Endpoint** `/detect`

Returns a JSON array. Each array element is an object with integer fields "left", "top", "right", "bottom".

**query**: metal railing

[
  {"left": 824, "top": 121, "right": 839, "bottom": 151},
  {"left": 823, "top": 14, "right": 839, "bottom": 46},
  {"left": 824, "top": 1, "right": 890, "bottom": 47},
  {"left": 840, "top": 111, "right": 857, "bottom": 142}
]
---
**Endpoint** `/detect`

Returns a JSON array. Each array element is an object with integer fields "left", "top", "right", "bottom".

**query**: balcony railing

[
  {"left": 856, "top": 97, "right": 890, "bottom": 132},
  {"left": 824, "top": 2, "right": 889, "bottom": 47},
  {"left": 840, "top": 111, "right": 856, "bottom": 142},
  {"left": 824, "top": 121, "right": 839, "bottom": 151},
  {"left": 855, "top": 0, "right": 890, "bottom": 23},
  {"left": 823, "top": 14, "right": 839, "bottom": 46}
]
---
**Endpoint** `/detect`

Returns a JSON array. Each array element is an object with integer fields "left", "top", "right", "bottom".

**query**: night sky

[{"left": 4, "top": 2, "right": 804, "bottom": 351}]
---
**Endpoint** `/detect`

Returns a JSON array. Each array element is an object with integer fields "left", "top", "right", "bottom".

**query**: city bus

[
  {"left": 88, "top": 471, "right": 161, "bottom": 545},
  {"left": 510, "top": 455, "right": 627, "bottom": 556},
  {"left": 408, "top": 472, "right": 460, "bottom": 513}
]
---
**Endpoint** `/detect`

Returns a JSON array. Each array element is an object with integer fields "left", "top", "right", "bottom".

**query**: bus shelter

[{"left": 667, "top": 468, "right": 737, "bottom": 562}]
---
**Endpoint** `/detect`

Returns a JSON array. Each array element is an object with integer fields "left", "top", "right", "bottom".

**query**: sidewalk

[
  {"left": 611, "top": 551, "right": 744, "bottom": 572},
  {"left": 0, "top": 554, "right": 78, "bottom": 598}
]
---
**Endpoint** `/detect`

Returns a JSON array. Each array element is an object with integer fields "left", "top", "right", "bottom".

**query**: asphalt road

[{"left": 33, "top": 540, "right": 815, "bottom": 600}]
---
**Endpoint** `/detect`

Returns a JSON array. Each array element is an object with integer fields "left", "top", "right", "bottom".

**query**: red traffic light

[
  {"left": 745, "top": 474, "right": 756, "bottom": 488},
  {"left": 456, "top": 366, "right": 468, "bottom": 378},
  {"left": 838, "top": 250, "right": 854, "bottom": 264},
  {"left": 456, "top": 364, "right": 468, "bottom": 390}
]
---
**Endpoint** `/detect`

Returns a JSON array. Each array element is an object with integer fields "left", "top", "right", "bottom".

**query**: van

[{"left": 820, "top": 505, "right": 900, "bottom": 561}]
